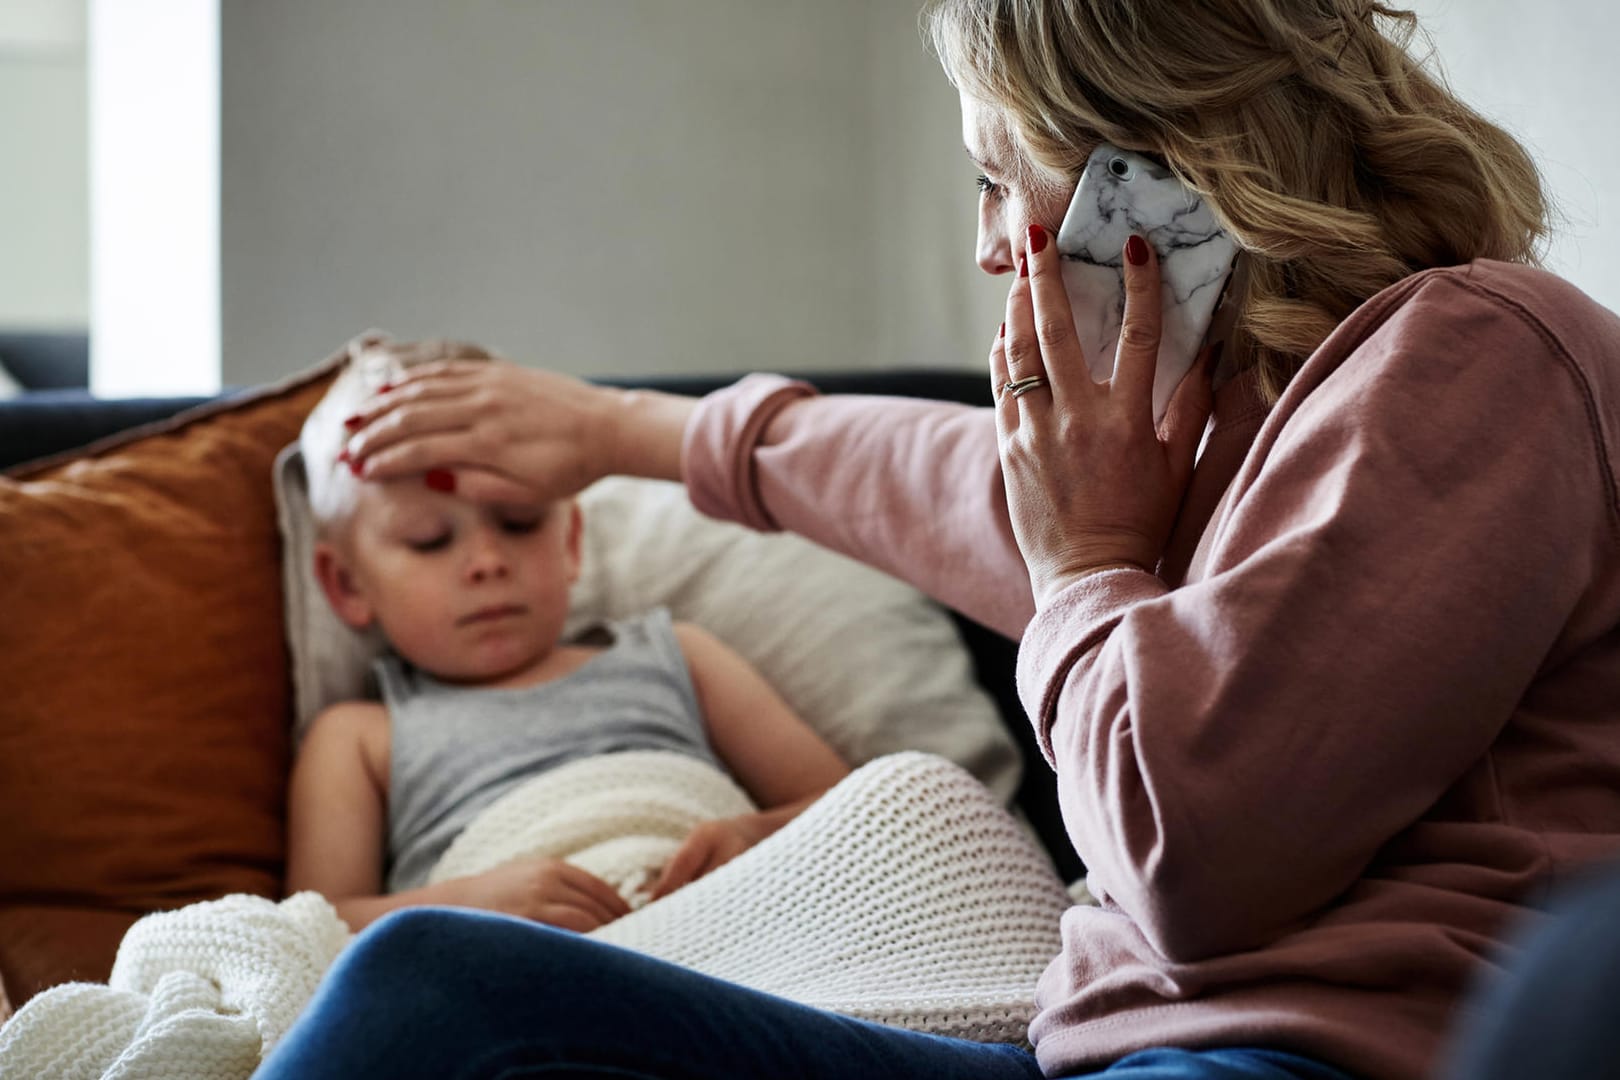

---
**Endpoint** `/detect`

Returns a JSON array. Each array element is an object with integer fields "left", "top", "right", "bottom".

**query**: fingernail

[
  {"left": 348, "top": 456, "right": 363, "bottom": 477},
  {"left": 1018, "top": 255, "right": 1029, "bottom": 278},
  {"left": 1027, "top": 223, "right": 1048, "bottom": 254},
  {"left": 999, "top": 322, "right": 1005, "bottom": 339},
  {"left": 424, "top": 468, "right": 456, "bottom": 494},
  {"left": 343, "top": 414, "right": 363, "bottom": 431},
  {"left": 337, "top": 448, "right": 352, "bottom": 466},
  {"left": 1125, "top": 235, "right": 1150, "bottom": 267},
  {"left": 378, "top": 382, "right": 394, "bottom": 394}
]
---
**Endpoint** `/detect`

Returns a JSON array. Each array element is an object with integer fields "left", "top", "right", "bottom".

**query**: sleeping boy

[{"left": 285, "top": 356, "right": 850, "bottom": 933}]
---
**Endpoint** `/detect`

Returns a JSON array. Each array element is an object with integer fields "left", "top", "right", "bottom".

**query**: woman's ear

[{"left": 314, "top": 541, "right": 376, "bottom": 630}]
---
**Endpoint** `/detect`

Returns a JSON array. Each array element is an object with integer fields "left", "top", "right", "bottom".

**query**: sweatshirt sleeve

[
  {"left": 1016, "top": 274, "right": 1615, "bottom": 964},
  {"left": 683, "top": 374, "right": 1035, "bottom": 639}
]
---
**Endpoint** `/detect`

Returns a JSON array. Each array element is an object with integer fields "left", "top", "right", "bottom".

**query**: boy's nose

[{"left": 464, "top": 536, "right": 510, "bottom": 583}]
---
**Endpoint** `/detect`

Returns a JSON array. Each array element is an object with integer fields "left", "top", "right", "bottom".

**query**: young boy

[{"left": 285, "top": 357, "right": 850, "bottom": 933}]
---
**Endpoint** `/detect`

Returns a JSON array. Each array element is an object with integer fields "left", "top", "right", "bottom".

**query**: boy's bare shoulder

[
  {"left": 301, "top": 701, "right": 390, "bottom": 783},
  {"left": 307, "top": 699, "right": 388, "bottom": 735}
]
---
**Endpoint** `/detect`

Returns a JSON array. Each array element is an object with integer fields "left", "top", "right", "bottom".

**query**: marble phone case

[{"left": 1056, "top": 144, "right": 1238, "bottom": 424}]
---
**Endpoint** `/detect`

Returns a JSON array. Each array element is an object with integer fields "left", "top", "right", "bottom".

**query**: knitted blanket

[
  {"left": 426, "top": 749, "right": 759, "bottom": 910},
  {"left": 0, "top": 752, "right": 1071, "bottom": 1078},
  {"left": 0, "top": 893, "right": 350, "bottom": 1080}
]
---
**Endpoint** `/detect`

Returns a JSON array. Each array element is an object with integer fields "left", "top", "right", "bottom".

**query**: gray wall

[
  {"left": 218, "top": 0, "right": 1620, "bottom": 388},
  {"left": 0, "top": 1, "right": 87, "bottom": 330},
  {"left": 1409, "top": 0, "right": 1620, "bottom": 312},
  {"left": 5, "top": 3, "right": 1616, "bottom": 385},
  {"left": 220, "top": 0, "right": 997, "bottom": 386}
]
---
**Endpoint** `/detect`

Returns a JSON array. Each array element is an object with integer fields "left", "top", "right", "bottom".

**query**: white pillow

[{"left": 273, "top": 451, "right": 1022, "bottom": 803}]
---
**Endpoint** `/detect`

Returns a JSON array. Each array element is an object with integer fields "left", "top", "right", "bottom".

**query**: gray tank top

[{"left": 379, "top": 607, "right": 719, "bottom": 893}]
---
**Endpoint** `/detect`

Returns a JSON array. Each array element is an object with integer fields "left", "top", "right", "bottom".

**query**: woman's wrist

[
  {"left": 1031, "top": 561, "right": 1157, "bottom": 611},
  {"left": 598, "top": 386, "right": 699, "bottom": 484}
]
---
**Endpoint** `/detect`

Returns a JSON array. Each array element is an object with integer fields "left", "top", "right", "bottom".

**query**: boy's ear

[
  {"left": 314, "top": 541, "right": 376, "bottom": 630},
  {"left": 564, "top": 501, "right": 585, "bottom": 585}
]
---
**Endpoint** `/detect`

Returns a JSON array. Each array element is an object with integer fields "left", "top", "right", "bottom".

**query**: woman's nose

[{"left": 976, "top": 206, "right": 1015, "bottom": 276}]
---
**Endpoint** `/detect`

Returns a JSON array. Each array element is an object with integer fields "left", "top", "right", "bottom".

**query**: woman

[{"left": 260, "top": 1, "right": 1620, "bottom": 1078}]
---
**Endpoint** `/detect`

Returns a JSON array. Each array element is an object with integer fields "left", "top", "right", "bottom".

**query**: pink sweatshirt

[{"left": 680, "top": 261, "right": 1620, "bottom": 1080}]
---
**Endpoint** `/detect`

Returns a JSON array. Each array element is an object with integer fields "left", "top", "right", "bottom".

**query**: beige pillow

[{"left": 276, "top": 456, "right": 1021, "bottom": 802}]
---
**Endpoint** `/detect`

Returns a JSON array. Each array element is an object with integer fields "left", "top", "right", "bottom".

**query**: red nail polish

[
  {"left": 348, "top": 457, "right": 363, "bottom": 477},
  {"left": 999, "top": 322, "right": 1005, "bottom": 339},
  {"left": 344, "top": 415, "right": 363, "bottom": 431},
  {"left": 1027, "top": 223, "right": 1048, "bottom": 254},
  {"left": 378, "top": 382, "right": 394, "bottom": 394},
  {"left": 337, "top": 448, "right": 352, "bottom": 465},
  {"left": 1125, "top": 235, "right": 1150, "bottom": 266},
  {"left": 1018, "top": 255, "right": 1029, "bottom": 278},
  {"left": 424, "top": 468, "right": 456, "bottom": 494}
]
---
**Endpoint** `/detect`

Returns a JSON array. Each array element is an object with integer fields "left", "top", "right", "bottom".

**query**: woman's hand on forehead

[
  {"left": 371, "top": 481, "right": 552, "bottom": 523},
  {"left": 353, "top": 458, "right": 548, "bottom": 513}
]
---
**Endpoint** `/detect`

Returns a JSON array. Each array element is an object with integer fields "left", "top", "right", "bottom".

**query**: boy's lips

[{"left": 457, "top": 604, "right": 528, "bottom": 627}]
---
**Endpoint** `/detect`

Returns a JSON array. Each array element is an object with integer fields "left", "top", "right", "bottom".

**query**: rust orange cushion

[{"left": 0, "top": 353, "right": 341, "bottom": 1007}]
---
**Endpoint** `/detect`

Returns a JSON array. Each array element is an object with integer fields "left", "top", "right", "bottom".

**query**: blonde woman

[{"left": 261, "top": 2, "right": 1620, "bottom": 1078}]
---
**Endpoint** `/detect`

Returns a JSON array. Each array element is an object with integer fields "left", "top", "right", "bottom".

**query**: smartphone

[{"left": 1055, "top": 144, "right": 1238, "bottom": 424}]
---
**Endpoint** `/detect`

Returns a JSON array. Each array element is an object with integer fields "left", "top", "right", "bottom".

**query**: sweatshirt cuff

[
  {"left": 682, "top": 373, "right": 819, "bottom": 531},
  {"left": 1015, "top": 569, "right": 1168, "bottom": 767}
]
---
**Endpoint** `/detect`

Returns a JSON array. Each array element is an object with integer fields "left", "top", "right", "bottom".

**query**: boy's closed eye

[
  {"left": 402, "top": 511, "right": 543, "bottom": 554},
  {"left": 406, "top": 531, "right": 452, "bottom": 554},
  {"left": 496, "top": 513, "right": 542, "bottom": 535}
]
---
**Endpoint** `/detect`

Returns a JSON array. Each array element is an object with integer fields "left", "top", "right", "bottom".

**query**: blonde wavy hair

[{"left": 923, "top": 0, "right": 1552, "bottom": 402}]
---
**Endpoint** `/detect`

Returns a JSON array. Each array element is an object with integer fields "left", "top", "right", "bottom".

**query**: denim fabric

[
  {"left": 255, "top": 908, "right": 1357, "bottom": 1080},
  {"left": 1442, "top": 861, "right": 1620, "bottom": 1080}
]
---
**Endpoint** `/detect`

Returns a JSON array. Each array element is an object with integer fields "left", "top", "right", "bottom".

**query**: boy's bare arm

[
  {"left": 651, "top": 623, "right": 851, "bottom": 900},
  {"left": 286, "top": 701, "right": 629, "bottom": 932},
  {"left": 286, "top": 701, "right": 411, "bottom": 928},
  {"left": 674, "top": 621, "right": 851, "bottom": 809},
  {"left": 284, "top": 701, "right": 469, "bottom": 930}
]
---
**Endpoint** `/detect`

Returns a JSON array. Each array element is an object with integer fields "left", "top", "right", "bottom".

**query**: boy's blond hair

[
  {"left": 300, "top": 334, "right": 499, "bottom": 534},
  {"left": 301, "top": 337, "right": 404, "bottom": 534}
]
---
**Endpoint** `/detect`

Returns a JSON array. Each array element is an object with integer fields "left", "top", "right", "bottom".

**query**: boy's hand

[
  {"left": 455, "top": 856, "right": 631, "bottom": 932},
  {"left": 649, "top": 816, "right": 770, "bottom": 901}
]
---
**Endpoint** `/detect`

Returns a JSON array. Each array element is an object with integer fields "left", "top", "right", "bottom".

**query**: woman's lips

[{"left": 457, "top": 604, "right": 528, "bottom": 627}]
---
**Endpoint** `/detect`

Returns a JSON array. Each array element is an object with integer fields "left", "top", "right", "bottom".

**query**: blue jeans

[
  {"left": 1441, "top": 861, "right": 1620, "bottom": 1079},
  {"left": 254, "top": 908, "right": 1357, "bottom": 1080}
]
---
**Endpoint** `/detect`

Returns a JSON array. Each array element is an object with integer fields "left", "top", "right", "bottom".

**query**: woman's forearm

[{"left": 601, "top": 387, "right": 699, "bottom": 483}]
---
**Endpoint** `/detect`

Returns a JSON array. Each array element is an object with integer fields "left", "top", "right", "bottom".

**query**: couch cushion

[
  {"left": 0, "top": 349, "right": 342, "bottom": 1006},
  {"left": 0, "top": 907, "right": 141, "bottom": 1005}
]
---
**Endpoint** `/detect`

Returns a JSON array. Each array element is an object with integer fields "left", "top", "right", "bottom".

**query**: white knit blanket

[
  {"left": 0, "top": 752, "right": 1071, "bottom": 1079},
  {"left": 426, "top": 749, "right": 759, "bottom": 909}
]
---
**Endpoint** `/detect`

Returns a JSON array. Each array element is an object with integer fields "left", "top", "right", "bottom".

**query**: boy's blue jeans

[{"left": 253, "top": 908, "right": 1357, "bottom": 1080}]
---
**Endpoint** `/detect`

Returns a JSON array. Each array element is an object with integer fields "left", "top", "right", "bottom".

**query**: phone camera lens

[{"left": 1108, "top": 157, "right": 1134, "bottom": 180}]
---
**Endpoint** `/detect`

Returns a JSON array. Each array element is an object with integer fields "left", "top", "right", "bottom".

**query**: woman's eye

[
  {"left": 976, "top": 174, "right": 1003, "bottom": 200},
  {"left": 407, "top": 533, "right": 451, "bottom": 553}
]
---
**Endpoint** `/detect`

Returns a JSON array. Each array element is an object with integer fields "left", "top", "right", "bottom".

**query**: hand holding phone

[{"left": 1056, "top": 144, "right": 1238, "bottom": 424}]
